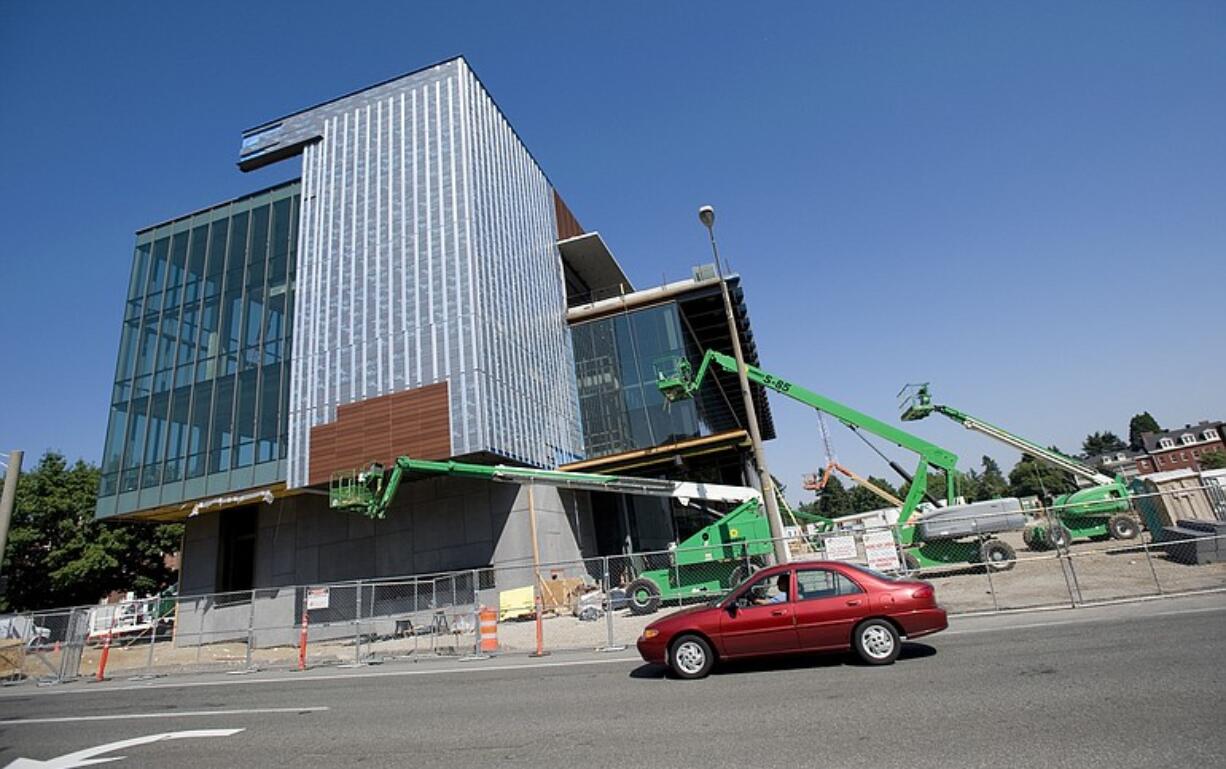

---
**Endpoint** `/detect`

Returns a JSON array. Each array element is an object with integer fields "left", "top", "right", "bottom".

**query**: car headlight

[{"left": 642, "top": 628, "right": 659, "bottom": 639}]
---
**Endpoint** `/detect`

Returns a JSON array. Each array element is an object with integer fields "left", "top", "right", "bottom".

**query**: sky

[{"left": 1, "top": 2, "right": 1223, "bottom": 502}]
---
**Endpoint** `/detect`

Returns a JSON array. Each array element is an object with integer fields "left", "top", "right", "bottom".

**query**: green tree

[
  {"left": 847, "top": 476, "right": 900, "bottom": 513},
  {"left": 898, "top": 472, "right": 952, "bottom": 503},
  {"left": 1082, "top": 431, "right": 1126, "bottom": 456},
  {"left": 0, "top": 452, "right": 183, "bottom": 612},
  {"left": 1128, "top": 412, "right": 1161, "bottom": 451},
  {"left": 814, "top": 475, "right": 852, "bottom": 517},
  {"left": 1007, "top": 450, "right": 1077, "bottom": 499},
  {"left": 1199, "top": 450, "right": 1226, "bottom": 471},
  {"left": 976, "top": 456, "right": 1009, "bottom": 500}
]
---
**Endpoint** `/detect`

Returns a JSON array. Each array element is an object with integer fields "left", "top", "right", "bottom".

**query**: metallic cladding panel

[{"left": 286, "top": 59, "right": 582, "bottom": 487}]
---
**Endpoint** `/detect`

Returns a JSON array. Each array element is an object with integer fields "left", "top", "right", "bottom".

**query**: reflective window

[
  {"left": 796, "top": 569, "right": 863, "bottom": 601},
  {"left": 96, "top": 182, "right": 299, "bottom": 515}
]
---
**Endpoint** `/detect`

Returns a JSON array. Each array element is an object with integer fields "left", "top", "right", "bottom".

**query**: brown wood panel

[
  {"left": 554, "top": 191, "right": 584, "bottom": 240},
  {"left": 308, "top": 381, "right": 451, "bottom": 485}
]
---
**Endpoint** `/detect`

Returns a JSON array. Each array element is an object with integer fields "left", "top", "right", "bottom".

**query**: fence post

[
  {"left": 599, "top": 556, "right": 625, "bottom": 652},
  {"left": 245, "top": 589, "right": 256, "bottom": 671},
  {"left": 354, "top": 580, "right": 363, "bottom": 666},
  {"left": 145, "top": 603, "right": 158, "bottom": 676},
  {"left": 1140, "top": 535, "right": 1163, "bottom": 595}
]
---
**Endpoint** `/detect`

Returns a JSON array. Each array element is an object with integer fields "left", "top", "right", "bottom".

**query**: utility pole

[
  {"left": 698, "top": 207, "right": 788, "bottom": 565},
  {"left": 0, "top": 450, "right": 23, "bottom": 578}
]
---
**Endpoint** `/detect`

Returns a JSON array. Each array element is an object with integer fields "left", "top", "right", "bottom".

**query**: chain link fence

[{"left": 2, "top": 484, "right": 1222, "bottom": 684}]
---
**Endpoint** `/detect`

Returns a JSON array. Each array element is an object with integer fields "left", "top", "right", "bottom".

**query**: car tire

[
  {"left": 853, "top": 619, "right": 900, "bottom": 665},
  {"left": 669, "top": 634, "right": 715, "bottom": 679},
  {"left": 626, "top": 578, "right": 661, "bottom": 615},
  {"left": 1108, "top": 515, "right": 1139, "bottom": 541},
  {"left": 980, "top": 539, "right": 1016, "bottom": 572}
]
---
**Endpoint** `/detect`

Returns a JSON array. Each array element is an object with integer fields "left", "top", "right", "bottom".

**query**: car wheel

[
  {"left": 669, "top": 634, "right": 714, "bottom": 679},
  {"left": 1108, "top": 515, "right": 1139, "bottom": 541},
  {"left": 626, "top": 578, "right": 661, "bottom": 615},
  {"left": 980, "top": 539, "right": 1016, "bottom": 572},
  {"left": 853, "top": 619, "right": 900, "bottom": 665}
]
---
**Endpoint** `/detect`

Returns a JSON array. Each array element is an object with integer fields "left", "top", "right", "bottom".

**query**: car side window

[
  {"left": 734, "top": 572, "right": 789, "bottom": 607},
  {"left": 796, "top": 569, "right": 864, "bottom": 601}
]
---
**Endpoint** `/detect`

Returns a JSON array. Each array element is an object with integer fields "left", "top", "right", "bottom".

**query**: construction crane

[
  {"left": 899, "top": 383, "right": 1138, "bottom": 548},
  {"left": 657, "top": 351, "right": 1026, "bottom": 571},
  {"left": 803, "top": 413, "right": 906, "bottom": 509},
  {"left": 329, "top": 456, "right": 829, "bottom": 614}
]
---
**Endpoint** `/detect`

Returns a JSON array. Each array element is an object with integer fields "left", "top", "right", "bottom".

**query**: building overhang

[
  {"left": 109, "top": 482, "right": 298, "bottom": 522},
  {"left": 557, "top": 232, "right": 632, "bottom": 298},
  {"left": 560, "top": 429, "right": 751, "bottom": 476}
]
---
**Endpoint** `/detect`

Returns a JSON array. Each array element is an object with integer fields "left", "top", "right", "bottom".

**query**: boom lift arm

[
  {"left": 334, "top": 456, "right": 763, "bottom": 520},
  {"left": 657, "top": 350, "right": 960, "bottom": 530},
  {"left": 899, "top": 384, "right": 1113, "bottom": 486}
]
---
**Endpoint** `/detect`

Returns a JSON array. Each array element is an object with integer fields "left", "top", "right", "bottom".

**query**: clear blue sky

[{"left": 2, "top": 2, "right": 1223, "bottom": 501}]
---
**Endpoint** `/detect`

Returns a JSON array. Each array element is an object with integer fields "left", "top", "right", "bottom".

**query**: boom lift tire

[
  {"left": 1047, "top": 523, "right": 1071, "bottom": 550},
  {"left": 979, "top": 539, "right": 1016, "bottom": 572},
  {"left": 1108, "top": 515, "right": 1139, "bottom": 541},
  {"left": 728, "top": 562, "right": 761, "bottom": 589},
  {"left": 626, "top": 578, "right": 661, "bottom": 615},
  {"left": 901, "top": 551, "right": 921, "bottom": 575}
]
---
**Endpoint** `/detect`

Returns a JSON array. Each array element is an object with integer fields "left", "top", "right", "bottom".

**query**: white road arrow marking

[{"left": 3, "top": 728, "right": 243, "bottom": 769}]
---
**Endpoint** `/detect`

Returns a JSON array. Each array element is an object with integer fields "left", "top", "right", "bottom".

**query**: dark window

[{"left": 217, "top": 506, "right": 258, "bottom": 595}]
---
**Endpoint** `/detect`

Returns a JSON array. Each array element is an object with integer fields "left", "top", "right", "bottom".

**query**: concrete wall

[{"left": 179, "top": 476, "right": 595, "bottom": 596}]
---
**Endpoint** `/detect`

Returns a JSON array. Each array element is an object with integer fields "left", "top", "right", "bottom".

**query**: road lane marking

[
  {"left": 0, "top": 707, "right": 328, "bottom": 725},
  {"left": 4, "top": 729, "right": 242, "bottom": 769}
]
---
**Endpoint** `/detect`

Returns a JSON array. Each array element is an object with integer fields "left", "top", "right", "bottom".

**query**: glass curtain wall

[
  {"left": 570, "top": 303, "right": 709, "bottom": 458},
  {"left": 96, "top": 181, "right": 299, "bottom": 518}
]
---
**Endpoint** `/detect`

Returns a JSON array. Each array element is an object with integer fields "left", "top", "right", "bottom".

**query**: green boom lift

[
  {"left": 329, "top": 456, "right": 832, "bottom": 614},
  {"left": 657, "top": 350, "right": 1024, "bottom": 572},
  {"left": 899, "top": 384, "right": 1138, "bottom": 549}
]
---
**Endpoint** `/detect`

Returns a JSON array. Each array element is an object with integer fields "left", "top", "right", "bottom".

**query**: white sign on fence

[
  {"left": 825, "top": 534, "right": 858, "bottom": 561},
  {"left": 863, "top": 530, "right": 901, "bottom": 571},
  {"left": 306, "top": 587, "right": 330, "bottom": 610}
]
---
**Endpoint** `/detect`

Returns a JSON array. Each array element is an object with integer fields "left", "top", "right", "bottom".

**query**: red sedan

[{"left": 636, "top": 561, "right": 948, "bottom": 679}]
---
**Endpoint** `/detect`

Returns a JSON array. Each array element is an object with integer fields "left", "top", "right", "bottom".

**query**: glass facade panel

[
  {"left": 95, "top": 181, "right": 300, "bottom": 518},
  {"left": 570, "top": 302, "right": 709, "bottom": 458}
]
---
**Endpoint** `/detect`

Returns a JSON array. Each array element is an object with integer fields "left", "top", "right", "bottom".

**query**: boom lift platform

[
  {"left": 331, "top": 456, "right": 797, "bottom": 614},
  {"left": 656, "top": 351, "right": 1027, "bottom": 572},
  {"left": 899, "top": 384, "right": 1138, "bottom": 549}
]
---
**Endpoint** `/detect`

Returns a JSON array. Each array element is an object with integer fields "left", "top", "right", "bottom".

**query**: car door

[
  {"left": 793, "top": 567, "right": 869, "bottom": 650},
  {"left": 718, "top": 571, "right": 800, "bottom": 658}
]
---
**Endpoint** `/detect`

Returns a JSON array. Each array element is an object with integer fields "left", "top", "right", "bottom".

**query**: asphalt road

[{"left": 1, "top": 594, "right": 1223, "bottom": 769}]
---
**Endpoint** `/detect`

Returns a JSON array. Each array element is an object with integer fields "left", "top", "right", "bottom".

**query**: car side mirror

[{"left": 726, "top": 601, "right": 739, "bottom": 616}]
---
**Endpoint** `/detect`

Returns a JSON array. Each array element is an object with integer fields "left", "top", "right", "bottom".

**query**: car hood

[{"left": 647, "top": 603, "right": 719, "bottom": 630}]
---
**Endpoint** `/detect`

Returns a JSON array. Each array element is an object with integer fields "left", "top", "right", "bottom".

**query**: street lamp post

[{"left": 698, "top": 207, "right": 789, "bottom": 565}]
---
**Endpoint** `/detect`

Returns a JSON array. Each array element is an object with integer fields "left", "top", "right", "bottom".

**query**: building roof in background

[{"left": 1140, "top": 421, "right": 1224, "bottom": 452}]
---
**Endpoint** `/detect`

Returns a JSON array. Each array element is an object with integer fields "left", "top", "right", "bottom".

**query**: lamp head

[{"left": 698, "top": 205, "right": 715, "bottom": 229}]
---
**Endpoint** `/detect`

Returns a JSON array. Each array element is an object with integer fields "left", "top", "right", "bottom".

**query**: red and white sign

[{"left": 863, "top": 530, "right": 901, "bottom": 572}]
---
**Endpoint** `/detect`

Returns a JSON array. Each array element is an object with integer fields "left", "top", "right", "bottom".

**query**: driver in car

[{"left": 753, "top": 573, "right": 789, "bottom": 605}]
